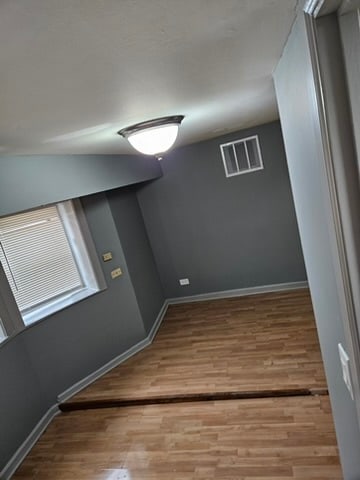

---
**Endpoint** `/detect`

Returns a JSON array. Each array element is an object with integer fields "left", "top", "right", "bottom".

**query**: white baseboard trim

[
  {"left": 148, "top": 301, "right": 169, "bottom": 343},
  {"left": 0, "top": 404, "right": 60, "bottom": 480},
  {"left": 0, "top": 302, "right": 170, "bottom": 479},
  {"left": 167, "top": 281, "right": 308, "bottom": 305},
  {"left": 57, "top": 338, "right": 149, "bottom": 404},
  {"left": 1, "top": 282, "right": 307, "bottom": 478},
  {"left": 58, "top": 282, "right": 307, "bottom": 403},
  {"left": 57, "top": 301, "right": 169, "bottom": 404}
]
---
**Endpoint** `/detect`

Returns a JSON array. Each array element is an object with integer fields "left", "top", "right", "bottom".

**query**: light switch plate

[{"left": 338, "top": 343, "right": 354, "bottom": 400}]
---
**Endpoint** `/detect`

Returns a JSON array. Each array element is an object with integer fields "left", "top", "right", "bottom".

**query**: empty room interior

[{"left": 2, "top": 0, "right": 360, "bottom": 479}]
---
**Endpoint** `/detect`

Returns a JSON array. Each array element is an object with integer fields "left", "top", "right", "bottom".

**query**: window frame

[
  {"left": 0, "top": 261, "right": 24, "bottom": 343},
  {"left": 0, "top": 319, "right": 5, "bottom": 342},
  {"left": 0, "top": 199, "right": 105, "bottom": 339},
  {"left": 220, "top": 134, "right": 264, "bottom": 178}
]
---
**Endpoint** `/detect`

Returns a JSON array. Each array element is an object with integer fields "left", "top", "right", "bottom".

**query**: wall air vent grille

[{"left": 220, "top": 135, "right": 263, "bottom": 178}]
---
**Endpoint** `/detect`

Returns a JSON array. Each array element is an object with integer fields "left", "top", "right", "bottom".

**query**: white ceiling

[{"left": 0, "top": 0, "right": 298, "bottom": 155}]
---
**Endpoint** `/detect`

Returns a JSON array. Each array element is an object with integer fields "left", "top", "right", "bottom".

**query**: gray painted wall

[
  {"left": 0, "top": 336, "right": 45, "bottom": 469},
  {"left": 0, "top": 193, "right": 149, "bottom": 470},
  {"left": 0, "top": 154, "right": 164, "bottom": 471},
  {"left": 137, "top": 121, "right": 306, "bottom": 298},
  {"left": 21, "top": 193, "right": 147, "bottom": 404},
  {"left": 107, "top": 187, "right": 164, "bottom": 334},
  {"left": 340, "top": 8, "right": 360, "bottom": 360},
  {"left": 339, "top": 10, "right": 360, "bottom": 138},
  {"left": 0, "top": 154, "right": 161, "bottom": 217},
  {"left": 340, "top": 10, "right": 360, "bottom": 202},
  {"left": 318, "top": 12, "right": 360, "bottom": 424},
  {"left": 274, "top": 12, "right": 360, "bottom": 479}
]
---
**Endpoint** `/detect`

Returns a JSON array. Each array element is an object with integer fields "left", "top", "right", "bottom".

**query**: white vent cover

[{"left": 220, "top": 135, "right": 263, "bottom": 177}]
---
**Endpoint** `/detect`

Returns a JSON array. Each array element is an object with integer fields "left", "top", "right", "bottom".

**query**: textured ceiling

[{"left": 0, "top": 0, "right": 298, "bottom": 155}]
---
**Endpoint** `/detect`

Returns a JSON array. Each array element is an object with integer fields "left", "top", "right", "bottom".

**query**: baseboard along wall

[
  {"left": 167, "top": 281, "right": 308, "bottom": 304},
  {"left": 58, "top": 300, "right": 168, "bottom": 404},
  {"left": 1, "top": 280, "right": 308, "bottom": 479},
  {"left": 0, "top": 405, "right": 60, "bottom": 480}
]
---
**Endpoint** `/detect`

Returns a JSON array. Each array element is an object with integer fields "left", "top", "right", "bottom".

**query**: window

[
  {"left": 220, "top": 135, "right": 263, "bottom": 177},
  {"left": 0, "top": 318, "right": 6, "bottom": 343},
  {"left": 0, "top": 200, "right": 103, "bottom": 327}
]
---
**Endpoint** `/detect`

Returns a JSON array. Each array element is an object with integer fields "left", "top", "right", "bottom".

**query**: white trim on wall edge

[
  {"left": 1, "top": 281, "right": 308, "bottom": 478},
  {"left": 1, "top": 303, "right": 170, "bottom": 479},
  {"left": 58, "top": 301, "right": 169, "bottom": 404},
  {"left": 0, "top": 404, "right": 60, "bottom": 480},
  {"left": 167, "top": 281, "right": 308, "bottom": 305}
]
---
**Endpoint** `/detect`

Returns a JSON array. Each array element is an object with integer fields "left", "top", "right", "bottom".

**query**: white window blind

[{"left": 0, "top": 205, "right": 83, "bottom": 313}]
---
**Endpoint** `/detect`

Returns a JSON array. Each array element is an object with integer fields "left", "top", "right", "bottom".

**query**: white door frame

[{"left": 304, "top": 0, "right": 360, "bottom": 429}]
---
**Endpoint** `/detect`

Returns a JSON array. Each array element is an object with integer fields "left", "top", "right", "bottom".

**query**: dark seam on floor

[{"left": 60, "top": 387, "right": 329, "bottom": 412}]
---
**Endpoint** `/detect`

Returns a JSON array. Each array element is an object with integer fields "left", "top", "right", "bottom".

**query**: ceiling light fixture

[{"left": 118, "top": 115, "right": 184, "bottom": 158}]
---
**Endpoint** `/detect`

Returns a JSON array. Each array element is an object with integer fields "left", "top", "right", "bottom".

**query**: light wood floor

[
  {"left": 14, "top": 396, "right": 341, "bottom": 479},
  {"left": 13, "top": 289, "right": 342, "bottom": 479},
  {"left": 65, "top": 289, "right": 327, "bottom": 406}
]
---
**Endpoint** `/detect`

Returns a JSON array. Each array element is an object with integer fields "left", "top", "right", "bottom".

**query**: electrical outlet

[
  {"left": 338, "top": 343, "right": 354, "bottom": 400},
  {"left": 102, "top": 252, "right": 113, "bottom": 262},
  {"left": 179, "top": 278, "right": 190, "bottom": 286},
  {"left": 111, "top": 267, "right": 122, "bottom": 279}
]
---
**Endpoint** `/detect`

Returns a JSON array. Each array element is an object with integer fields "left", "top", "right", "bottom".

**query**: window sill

[{"left": 22, "top": 287, "right": 100, "bottom": 326}]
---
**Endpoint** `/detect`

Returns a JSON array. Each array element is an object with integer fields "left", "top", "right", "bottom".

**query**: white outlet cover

[{"left": 179, "top": 278, "right": 190, "bottom": 286}]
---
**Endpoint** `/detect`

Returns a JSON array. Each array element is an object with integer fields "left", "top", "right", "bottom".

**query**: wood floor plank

[
  {"left": 13, "top": 290, "right": 342, "bottom": 479},
  {"left": 65, "top": 289, "right": 327, "bottom": 406},
  {"left": 13, "top": 396, "right": 341, "bottom": 480}
]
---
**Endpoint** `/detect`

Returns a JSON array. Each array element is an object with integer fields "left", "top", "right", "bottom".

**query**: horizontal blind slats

[{"left": 0, "top": 205, "right": 82, "bottom": 312}]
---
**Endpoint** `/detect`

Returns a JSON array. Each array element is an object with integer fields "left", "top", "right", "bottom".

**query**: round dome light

[{"left": 118, "top": 115, "right": 184, "bottom": 157}]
